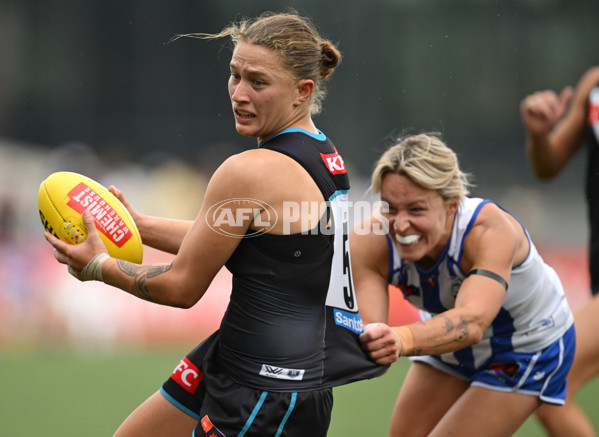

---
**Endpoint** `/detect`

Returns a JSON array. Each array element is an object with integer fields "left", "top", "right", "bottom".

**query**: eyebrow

[
  {"left": 381, "top": 198, "right": 428, "bottom": 208},
  {"left": 229, "top": 61, "right": 270, "bottom": 76}
]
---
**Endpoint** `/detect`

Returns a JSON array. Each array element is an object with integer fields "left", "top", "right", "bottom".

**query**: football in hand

[{"left": 38, "top": 171, "right": 143, "bottom": 263}]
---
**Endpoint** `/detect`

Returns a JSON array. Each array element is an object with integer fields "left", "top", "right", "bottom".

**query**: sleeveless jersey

[
  {"left": 220, "top": 127, "right": 386, "bottom": 391},
  {"left": 586, "top": 85, "right": 599, "bottom": 294},
  {"left": 386, "top": 197, "right": 573, "bottom": 372}
]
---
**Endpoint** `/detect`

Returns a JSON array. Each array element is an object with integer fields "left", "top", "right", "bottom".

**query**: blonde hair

[
  {"left": 371, "top": 133, "right": 473, "bottom": 202},
  {"left": 177, "top": 11, "right": 341, "bottom": 115}
]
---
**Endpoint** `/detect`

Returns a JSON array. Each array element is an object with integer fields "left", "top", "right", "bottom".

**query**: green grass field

[{"left": 1, "top": 348, "right": 598, "bottom": 436}]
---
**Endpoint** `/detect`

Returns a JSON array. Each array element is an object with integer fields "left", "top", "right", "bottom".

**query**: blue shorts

[{"left": 411, "top": 324, "right": 576, "bottom": 405}]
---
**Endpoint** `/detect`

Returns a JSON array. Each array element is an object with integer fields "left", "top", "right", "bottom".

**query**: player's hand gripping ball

[{"left": 38, "top": 171, "right": 143, "bottom": 263}]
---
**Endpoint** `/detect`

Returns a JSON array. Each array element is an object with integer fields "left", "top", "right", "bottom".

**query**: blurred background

[{"left": 0, "top": 0, "right": 597, "bottom": 435}]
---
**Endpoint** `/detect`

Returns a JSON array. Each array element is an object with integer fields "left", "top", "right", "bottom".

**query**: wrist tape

[
  {"left": 69, "top": 252, "right": 110, "bottom": 282},
  {"left": 392, "top": 326, "right": 415, "bottom": 356}
]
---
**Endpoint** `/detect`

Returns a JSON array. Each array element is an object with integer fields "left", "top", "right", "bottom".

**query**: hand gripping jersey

[
  {"left": 220, "top": 128, "right": 386, "bottom": 391},
  {"left": 386, "top": 197, "right": 574, "bottom": 373},
  {"left": 586, "top": 85, "right": 599, "bottom": 293}
]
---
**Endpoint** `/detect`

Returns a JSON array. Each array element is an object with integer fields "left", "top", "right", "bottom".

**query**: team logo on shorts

[
  {"left": 199, "top": 415, "right": 225, "bottom": 437},
  {"left": 489, "top": 362, "right": 520, "bottom": 378},
  {"left": 171, "top": 357, "right": 203, "bottom": 394}
]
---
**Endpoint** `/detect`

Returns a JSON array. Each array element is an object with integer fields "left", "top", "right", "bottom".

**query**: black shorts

[{"left": 161, "top": 332, "right": 333, "bottom": 437}]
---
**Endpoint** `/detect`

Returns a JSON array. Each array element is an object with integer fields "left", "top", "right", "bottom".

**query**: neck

[{"left": 258, "top": 114, "right": 317, "bottom": 144}]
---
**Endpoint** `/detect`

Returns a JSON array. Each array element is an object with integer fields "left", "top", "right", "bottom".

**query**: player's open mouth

[
  {"left": 235, "top": 109, "right": 255, "bottom": 119},
  {"left": 395, "top": 234, "right": 421, "bottom": 245}
]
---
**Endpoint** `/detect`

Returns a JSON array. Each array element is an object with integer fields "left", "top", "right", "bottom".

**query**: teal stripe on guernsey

[
  {"left": 160, "top": 387, "right": 202, "bottom": 421},
  {"left": 238, "top": 391, "right": 268, "bottom": 436},
  {"left": 275, "top": 392, "right": 297, "bottom": 437},
  {"left": 329, "top": 189, "right": 348, "bottom": 201},
  {"left": 259, "top": 127, "right": 326, "bottom": 146}
]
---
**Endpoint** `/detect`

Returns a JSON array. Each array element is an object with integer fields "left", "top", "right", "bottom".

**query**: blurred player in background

[
  {"left": 521, "top": 66, "right": 599, "bottom": 437},
  {"left": 352, "top": 133, "right": 575, "bottom": 437},
  {"left": 45, "top": 10, "right": 386, "bottom": 437}
]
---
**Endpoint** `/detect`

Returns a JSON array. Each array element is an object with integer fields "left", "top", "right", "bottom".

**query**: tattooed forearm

[
  {"left": 455, "top": 316, "right": 469, "bottom": 342},
  {"left": 431, "top": 314, "right": 470, "bottom": 344},
  {"left": 440, "top": 315, "right": 454, "bottom": 334},
  {"left": 117, "top": 260, "right": 174, "bottom": 302}
]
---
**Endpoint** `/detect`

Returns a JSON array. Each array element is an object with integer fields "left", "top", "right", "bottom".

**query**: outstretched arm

[
  {"left": 521, "top": 66, "right": 599, "bottom": 179},
  {"left": 45, "top": 154, "right": 254, "bottom": 308}
]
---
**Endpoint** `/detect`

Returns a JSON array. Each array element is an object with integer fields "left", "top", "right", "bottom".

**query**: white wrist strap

[{"left": 69, "top": 252, "right": 110, "bottom": 282}]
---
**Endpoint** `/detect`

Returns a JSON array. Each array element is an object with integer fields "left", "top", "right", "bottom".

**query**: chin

[
  {"left": 397, "top": 245, "right": 425, "bottom": 261},
  {"left": 234, "top": 123, "right": 257, "bottom": 137}
]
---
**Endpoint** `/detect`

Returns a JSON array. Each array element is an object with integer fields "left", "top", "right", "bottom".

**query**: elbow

[
  {"left": 465, "top": 318, "right": 489, "bottom": 346},
  {"left": 467, "top": 326, "right": 484, "bottom": 345},
  {"left": 532, "top": 167, "right": 559, "bottom": 180},
  {"left": 171, "top": 290, "right": 201, "bottom": 309},
  {"left": 160, "top": 281, "right": 203, "bottom": 309},
  {"left": 455, "top": 317, "right": 485, "bottom": 347}
]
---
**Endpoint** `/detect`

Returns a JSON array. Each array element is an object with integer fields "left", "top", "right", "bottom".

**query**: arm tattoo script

[{"left": 117, "top": 260, "right": 174, "bottom": 302}]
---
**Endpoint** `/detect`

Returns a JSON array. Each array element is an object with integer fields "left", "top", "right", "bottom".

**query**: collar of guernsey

[{"left": 259, "top": 127, "right": 326, "bottom": 147}]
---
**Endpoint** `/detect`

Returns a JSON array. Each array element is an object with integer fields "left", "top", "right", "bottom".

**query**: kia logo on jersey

[
  {"left": 171, "top": 357, "right": 202, "bottom": 394},
  {"left": 320, "top": 149, "right": 346, "bottom": 174}
]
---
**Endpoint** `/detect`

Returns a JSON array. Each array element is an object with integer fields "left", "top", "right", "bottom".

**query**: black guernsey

[
  {"left": 220, "top": 128, "right": 386, "bottom": 391},
  {"left": 586, "top": 85, "right": 599, "bottom": 294}
]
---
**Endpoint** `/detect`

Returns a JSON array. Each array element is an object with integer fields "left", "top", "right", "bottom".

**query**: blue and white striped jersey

[{"left": 387, "top": 196, "right": 574, "bottom": 371}]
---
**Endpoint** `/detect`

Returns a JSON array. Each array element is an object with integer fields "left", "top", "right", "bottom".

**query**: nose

[
  {"left": 230, "top": 79, "right": 250, "bottom": 103},
  {"left": 393, "top": 211, "right": 410, "bottom": 233}
]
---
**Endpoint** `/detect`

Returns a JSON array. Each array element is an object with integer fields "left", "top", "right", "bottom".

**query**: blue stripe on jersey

[
  {"left": 328, "top": 189, "right": 348, "bottom": 201},
  {"left": 159, "top": 387, "right": 202, "bottom": 421},
  {"left": 275, "top": 392, "right": 297, "bottom": 437},
  {"left": 415, "top": 241, "right": 451, "bottom": 313},
  {"left": 455, "top": 200, "right": 490, "bottom": 274},
  {"left": 454, "top": 346, "right": 476, "bottom": 374},
  {"left": 385, "top": 234, "right": 399, "bottom": 283},
  {"left": 418, "top": 269, "right": 445, "bottom": 313},
  {"left": 490, "top": 307, "right": 516, "bottom": 353},
  {"left": 238, "top": 391, "right": 268, "bottom": 437}
]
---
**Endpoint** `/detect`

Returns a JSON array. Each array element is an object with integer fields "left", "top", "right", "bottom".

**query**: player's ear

[
  {"left": 446, "top": 198, "right": 459, "bottom": 216},
  {"left": 295, "top": 79, "right": 314, "bottom": 105}
]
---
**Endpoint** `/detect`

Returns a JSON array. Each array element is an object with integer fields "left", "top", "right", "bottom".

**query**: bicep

[
  {"left": 171, "top": 163, "right": 252, "bottom": 295},
  {"left": 454, "top": 273, "right": 506, "bottom": 327},
  {"left": 457, "top": 209, "right": 516, "bottom": 323}
]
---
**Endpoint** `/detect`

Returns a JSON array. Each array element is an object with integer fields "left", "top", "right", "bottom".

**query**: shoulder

[
  {"left": 210, "top": 148, "right": 302, "bottom": 197},
  {"left": 462, "top": 201, "right": 524, "bottom": 266},
  {"left": 469, "top": 201, "right": 513, "bottom": 234},
  {"left": 463, "top": 201, "right": 521, "bottom": 253},
  {"left": 220, "top": 148, "right": 296, "bottom": 175}
]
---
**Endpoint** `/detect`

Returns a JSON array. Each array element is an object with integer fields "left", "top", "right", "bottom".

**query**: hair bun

[{"left": 320, "top": 41, "right": 341, "bottom": 80}]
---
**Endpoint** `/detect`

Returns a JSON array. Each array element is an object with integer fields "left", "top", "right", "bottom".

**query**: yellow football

[{"left": 38, "top": 171, "right": 143, "bottom": 263}]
